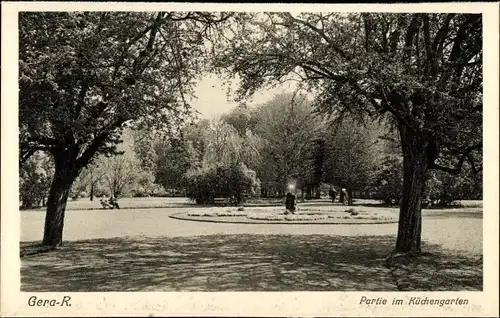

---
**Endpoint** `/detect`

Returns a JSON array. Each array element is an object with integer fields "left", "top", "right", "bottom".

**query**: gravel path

[
  {"left": 21, "top": 207, "right": 482, "bottom": 254},
  {"left": 20, "top": 206, "right": 483, "bottom": 292}
]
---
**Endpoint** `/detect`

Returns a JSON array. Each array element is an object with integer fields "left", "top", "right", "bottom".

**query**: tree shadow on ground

[
  {"left": 20, "top": 234, "right": 482, "bottom": 292},
  {"left": 386, "top": 250, "right": 483, "bottom": 291}
]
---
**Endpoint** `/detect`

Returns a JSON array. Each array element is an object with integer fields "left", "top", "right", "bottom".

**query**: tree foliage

[
  {"left": 212, "top": 12, "right": 482, "bottom": 171},
  {"left": 252, "top": 93, "right": 321, "bottom": 195},
  {"left": 20, "top": 11, "right": 231, "bottom": 168},
  {"left": 20, "top": 152, "right": 54, "bottom": 209},
  {"left": 322, "top": 117, "right": 381, "bottom": 201},
  {"left": 184, "top": 163, "right": 260, "bottom": 205}
]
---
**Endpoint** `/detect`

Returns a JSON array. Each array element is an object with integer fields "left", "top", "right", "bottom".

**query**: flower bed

[
  {"left": 216, "top": 211, "right": 247, "bottom": 217},
  {"left": 246, "top": 213, "right": 329, "bottom": 221},
  {"left": 187, "top": 210, "right": 248, "bottom": 217},
  {"left": 187, "top": 211, "right": 217, "bottom": 217},
  {"left": 327, "top": 212, "right": 394, "bottom": 220}
]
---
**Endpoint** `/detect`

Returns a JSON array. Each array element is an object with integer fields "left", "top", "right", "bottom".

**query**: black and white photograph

[{"left": 1, "top": 2, "right": 499, "bottom": 317}]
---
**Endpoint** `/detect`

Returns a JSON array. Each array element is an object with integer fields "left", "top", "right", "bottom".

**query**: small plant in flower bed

[
  {"left": 187, "top": 211, "right": 217, "bottom": 217},
  {"left": 246, "top": 213, "right": 328, "bottom": 221},
  {"left": 344, "top": 208, "right": 363, "bottom": 216},
  {"left": 188, "top": 210, "right": 248, "bottom": 217},
  {"left": 296, "top": 211, "right": 327, "bottom": 216},
  {"left": 329, "top": 212, "right": 394, "bottom": 220},
  {"left": 215, "top": 210, "right": 247, "bottom": 217},
  {"left": 284, "top": 214, "right": 329, "bottom": 221},
  {"left": 246, "top": 213, "right": 286, "bottom": 221}
]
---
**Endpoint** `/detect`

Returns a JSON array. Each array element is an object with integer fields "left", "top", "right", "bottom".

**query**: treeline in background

[{"left": 21, "top": 92, "right": 482, "bottom": 209}]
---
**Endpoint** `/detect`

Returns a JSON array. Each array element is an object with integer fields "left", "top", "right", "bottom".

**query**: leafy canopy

[
  {"left": 20, "top": 11, "right": 231, "bottom": 170},
  {"left": 212, "top": 12, "right": 482, "bottom": 173}
]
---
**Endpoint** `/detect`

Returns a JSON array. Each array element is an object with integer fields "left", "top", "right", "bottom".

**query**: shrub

[
  {"left": 425, "top": 168, "right": 482, "bottom": 206},
  {"left": 20, "top": 152, "right": 54, "bottom": 209},
  {"left": 183, "top": 166, "right": 218, "bottom": 204},
  {"left": 372, "top": 154, "right": 482, "bottom": 206},
  {"left": 183, "top": 162, "right": 260, "bottom": 205}
]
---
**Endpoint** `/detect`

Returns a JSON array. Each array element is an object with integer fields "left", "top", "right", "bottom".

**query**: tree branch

[
  {"left": 282, "top": 13, "right": 351, "bottom": 61},
  {"left": 20, "top": 145, "right": 52, "bottom": 165},
  {"left": 429, "top": 143, "right": 482, "bottom": 175}
]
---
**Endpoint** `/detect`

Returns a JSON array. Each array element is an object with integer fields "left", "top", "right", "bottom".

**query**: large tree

[
  {"left": 20, "top": 12, "right": 231, "bottom": 246},
  {"left": 212, "top": 13, "right": 482, "bottom": 253},
  {"left": 101, "top": 149, "right": 145, "bottom": 198},
  {"left": 322, "top": 117, "right": 381, "bottom": 205},
  {"left": 252, "top": 93, "right": 321, "bottom": 197},
  {"left": 72, "top": 156, "right": 106, "bottom": 201}
]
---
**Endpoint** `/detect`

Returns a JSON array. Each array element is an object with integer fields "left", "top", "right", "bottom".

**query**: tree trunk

[
  {"left": 395, "top": 129, "right": 429, "bottom": 254},
  {"left": 305, "top": 186, "right": 312, "bottom": 199},
  {"left": 314, "top": 187, "right": 321, "bottom": 199},
  {"left": 339, "top": 190, "right": 345, "bottom": 204},
  {"left": 90, "top": 182, "right": 94, "bottom": 201},
  {"left": 42, "top": 159, "right": 78, "bottom": 247}
]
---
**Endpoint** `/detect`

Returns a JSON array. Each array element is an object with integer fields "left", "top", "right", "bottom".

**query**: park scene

[{"left": 19, "top": 11, "right": 483, "bottom": 292}]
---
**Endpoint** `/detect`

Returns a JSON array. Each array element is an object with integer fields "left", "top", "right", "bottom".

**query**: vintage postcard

[{"left": 1, "top": 1, "right": 498, "bottom": 317}]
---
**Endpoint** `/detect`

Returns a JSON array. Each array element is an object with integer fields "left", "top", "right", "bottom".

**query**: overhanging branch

[{"left": 429, "top": 143, "right": 482, "bottom": 175}]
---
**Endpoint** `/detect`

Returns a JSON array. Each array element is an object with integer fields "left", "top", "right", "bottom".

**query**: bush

[
  {"left": 20, "top": 152, "right": 54, "bottom": 209},
  {"left": 425, "top": 168, "right": 482, "bottom": 206},
  {"left": 183, "top": 162, "right": 260, "bottom": 205},
  {"left": 372, "top": 154, "right": 482, "bottom": 206}
]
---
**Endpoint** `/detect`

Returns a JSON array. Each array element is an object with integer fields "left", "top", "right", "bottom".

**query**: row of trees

[
  {"left": 20, "top": 12, "right": 482, "bottom": 254},
  {"left": 20, "top": 138, "right": 160, "bottom": 209},
  {"left": 21, "top": 90, "right": 482, "bottom": 209},
  {"left": 129, "top": 91, "right": 481, "bottom": 206}
]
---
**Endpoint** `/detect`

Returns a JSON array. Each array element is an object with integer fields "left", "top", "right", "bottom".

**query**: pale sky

[{"left": 189, "top": 73, "right": 302, "bottom": 119}]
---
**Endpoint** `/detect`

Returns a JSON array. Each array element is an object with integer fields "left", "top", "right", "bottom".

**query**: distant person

[
  {"left": 284, "top": 192, "right": 297, "bottom": 214},
  {"left": 100, "top": 196, "right": 111, "bottom": 209},
  {"left": 329, "top": 188, "right": 337, "bottom": 203},
  {"left": 109, "top": 196, "right": 120, "bottom": 209},
  {"left": 341, "top": 188, "right": 348, "bottom": 205}
]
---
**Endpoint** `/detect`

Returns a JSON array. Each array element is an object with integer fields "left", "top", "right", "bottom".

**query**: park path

[
  {"left": 21, "top": 207, "right": 482, "bottom": 254},
  {"left": 20, "top": 206, "right": 482, "bottom": 291}
]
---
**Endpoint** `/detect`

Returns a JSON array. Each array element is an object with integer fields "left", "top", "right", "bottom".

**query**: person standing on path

[
  {"left": 329, "top": 188, "right": 337, "bottom": 203},
  {"left": 341, "top": 188, "right": 348, "bottom": 205},
  {"left": 285, "top": 192, "right": 297, "bottom": 214}
]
